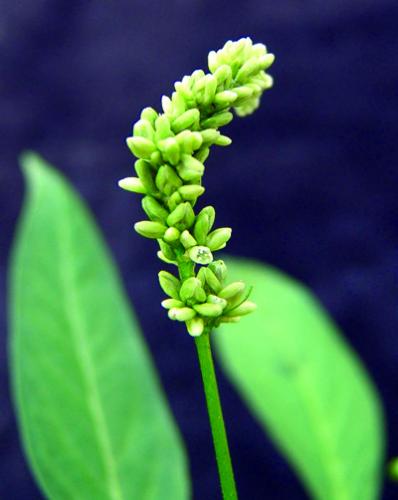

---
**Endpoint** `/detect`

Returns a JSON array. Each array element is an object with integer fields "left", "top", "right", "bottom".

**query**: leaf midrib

[{"left": 57, "top": 188, "right": 123, "bottom": 500}]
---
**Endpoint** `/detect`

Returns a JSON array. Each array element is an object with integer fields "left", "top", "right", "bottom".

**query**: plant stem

[{"left": 195, "top": 330, "right": 238, "bottom": 500}]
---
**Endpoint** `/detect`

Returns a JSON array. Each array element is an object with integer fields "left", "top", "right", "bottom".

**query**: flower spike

[{"left": 119, "top": 37, "right": 274, "bottom": 336}]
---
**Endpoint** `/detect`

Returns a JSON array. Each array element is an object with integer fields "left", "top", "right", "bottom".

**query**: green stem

[{"left": 195, "top": 330, "right": 238, "bottom": 500}]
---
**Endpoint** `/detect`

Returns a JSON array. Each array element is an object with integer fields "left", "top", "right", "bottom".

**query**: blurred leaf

[
  {"left": 215, "top": 257, "right": 384, "bottom": 500},
  {"left": 9, "top": 153, "right": 190, "bottom": 500}
]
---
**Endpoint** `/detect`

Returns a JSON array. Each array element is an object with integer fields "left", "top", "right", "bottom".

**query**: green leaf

[
  {"left": 9, "top": 153, "right": 190, "bottom": 500},
  {"left": 215, "top": 257, "right": 385, "bottom": 500}
]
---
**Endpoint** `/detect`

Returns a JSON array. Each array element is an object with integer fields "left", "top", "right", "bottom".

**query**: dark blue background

[{"left": 1, "top": 1, "right": 398, "bottom": 498}]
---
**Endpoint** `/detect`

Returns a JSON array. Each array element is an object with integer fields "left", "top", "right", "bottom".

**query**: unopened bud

[
  {"left": 203, "top": 267, "right": 222, "bottom": 293},
  {"left": 118, "top": 177, "right": 146, "bottom": 194},
  {"left": 142, "top": 196, "right": 168, "bottom": 222},
  {"left": 207, "top": 294, "right": 227, "bottom": 309},
  {"left": 201, "top": 111, "right": 233, "bottom": 129},
  {"left": 226, "top": 300, "right": 257, "bottom": 317},
  {"left": 161, "top": 299, "right": 184, "bottom": 309},
  {"left": 155, "top": 115, "right": 172, "bottom": 141},
  {"left": 164, "top": 227, "right": 180, "bottom": 243},
  {"left": 155, "top": 165, "right": 182, "bottom": 196},
  {"left": 135, "top": 160, "right": 156, "bottom": 193},
  {"left": 218, "top": 281, "right": 246, "bottom": 299},
  {"left": 180, "top": 230, "right": 197, "bottom": 249},
  {"left": 178, "top": 185, "right": 205, "bottom": 202},
  {"left": 158, "top": 271, "right": 181, "bottom": 299},
  {"left": 158, "top": 137, "right": 180, "bottom": 166},
  {"left": 133, "top": 119, "right": 154, "bottom": 140},
  {"left": 186, "top": 317, "right": 204, "bottom": 337},
  {"left": 172, "top": 109, "right": 200, "bottom": 133},
  {"left": 206, "top": 227, "right": 232, "bottom": 251},
  {"left": 193, "top": 302, "right": 223, "bottom": 317},
  {"left": 126, "top": 136, "right": 156, "bottom": 159},
  {"left": 209, "top": 260, "right": 227, "bottom": 283},
  {"left": 134, "top": 221, "right": 167, "bottom": 239},
  {"left": 168, "top": 307, "right": 196, "bottom": 322}
]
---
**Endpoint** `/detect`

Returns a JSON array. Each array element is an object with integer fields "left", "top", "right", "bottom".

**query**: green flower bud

[
  {"left": 142, "top": 196, "right": 168, "bottom": 222},
  {"left": 175, "top": 130, "right": 203, "bottom": 155},
  {"left": 194, "top": 206, "right": 215, "bottom": 244},
  {"left": 157, "top": 251, "right": 176, "bottom": 265},
  {"left": 134, "top": 160, "right": 157, "bottom": 194},
  {"left": 214, "top": 90, "right": 238, "bottom": 107},
  {"left": 200, "top": 129, "right": 220, "bottom": 144},
  {"left": 178, "top": 185, "right": 205, "bottom": 202},
  {"left": 186, "top": 317, "right": 204, "bottom": 337},
  {"left": 155, "top": 115, "right": 172, "bottom": 141},
  {"left": 161, "top": 95, "right": 173, "bottom": 114},
  {"left": 167, "top": 202, "right": 195, "bottom": 229},
  {"left": 140, "top": 107, "right": 158, "bottom": 125},
  {"left": 164, "top": 226, "right": 180, "bottom": 243},
  {"left": 201, "top": 111, "right": 233, "bottom": 129},
  {"left": 193, "top": 302, "right": 223, "bottom": 317},
  {"left": 126, "top": 136, "right": 156, "bottom": 159},
  {"left": 166, "top": 191, "right": 182, "bottom": 212},
  {"left": 259, "top": 53, "right": 275, "bottom": 70},
  {"left": 149, "top": 150, "right": 162, "bottom": 167},
  {"left": 177, "top": 154, "right": 205, "bottom": 182},
  {"left": 168, "top": 307, "right": 196, "bottom": 322},
  {"left": 206, "top": 227, "right": 232, "bottom": 251},
  {"left": 172, "top": 109, "right": 200, "bottom": 133},
  {"left": 209, "top": 260, "right": 227, "bottom": 283},
  {"left": 188, "top": 245, "right": 213, "bottom": 265},
  {"left": 196, "top": 267, "right": 207, "bottom": 287},
  {"left": 158, "top": 137, "right": 181, "bottom": 166},
  {"left": 225, "top": 300, "right": 257, "bottom": 317},
  {"left": 133, "top": 119, "right": 154, "bottom": 140},
  {"left": 118, "top": 177, "right": 146, "bottom": 194},
  {"left": 225, "top": 285, "right": 252, "bottom": 312},
  {"left": 213, "top": 65, "right": 232, "bottom": 86},
  {"left": 194, "top": 147, "right": 210, "bottom": 164},
  {"left": 208, "top": 50, "right": 219, "bottom": 73},
  {"left": 203, "top": 267, "right": 222, "bottom": 293},
  {"left": 218, "top": 281, "right": 246, "bottom": 299},
  {"left": 158, "top": 271, "right": 181, "bottom": 299},
  {"left": 202, "top": 74, "right": 218, "bottom": 106},
  {"left": 134, "top": 221, "right": 167, "bottom": 239},
  {"left": 155, "top": 165, "right": 182, "bottom": 196},
  {"left": 236, "top": 57, "right": 262, "bottom": 83},
  {"left": 171, "top": 91, "right": 186, "bottom": 115},
  {"left": 179, "top": 277, "right": 205, "bottom": 303},
  {"left": 161, "top": 298, "right": 184, "bottom": 309},
  {"left": 180, "top": 230, "right": 197, "bottom": 249},
  {"left": 214, "top": 135, "right": 232, "bottom": 147},
  {"left": 174, "top": 80, "right": 192, "bottom": 101},
  {"left": 207, "top": 294, "right": 227, "bottom": 309},
  {"left": 232, "top": 86, "right": 254, "bottom": 100},
  {"left": 158, "top": 239, "right": 176, "bottom": 261}
]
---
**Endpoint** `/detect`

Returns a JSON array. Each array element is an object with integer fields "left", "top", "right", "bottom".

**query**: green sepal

[
  {"left": 155, "top": 115, "right": 173, "bottom": 141},
  {"left": 168, "top": 307, "right": 196, "bottom": 322},
  {"left": 118, "top": 177, "right": 146, "bottom": 194},
  {"left": 186, "top": 317, "right": 205, "bottom": 337},
  {"left": 193, "top": 206, "right": 215, "bottom": 244},
  {"left": 161, "top": 298, "right": 185, "bottom": 309},
  {"left": 207, "top": 294, "right": 227, "bottom": 309},
  {"left": 209, "top": 259, "right": 228, "bottom": 283},
  {"left": 193, "top": 302, "right": 223, "bottom": 317},
  {"left": 224, "top": 300, "right": 256, "bottom": 317},
  {"left": 134, "top": 221, "right": 167, "bottom": 239},
  {"left": 180, "top": 230, "right": 197, "bottom": 249},
  {"left": 155, "top": 165, "right": 183, "bottom": 196},
  {"left": 203, "top": 267, "right": 222, "bottom": 293},
  {"left": 200, "top": 111, "right": 233, "bottom": 129},
  {"left": 172, "top": 109, "right": 200, "bottom": 133},
  {"left": 218, "top": 281, "right": 245, "bottom": 299},
  {"left": 158, "top": 137, "right": 181, "bottom": 166},
  {"left": 164, "top": 227, "right": 180, "bottom": 243},
  {"left": 158, "top": 271, "right": 181, "bottom": 299},
  {"left": 126, "top": 136, "right": 156, "bottom": 159},
  {"left": 133, "top": 119, "right": 154, "bottom": 140},
  {"left": 140, "top": 107, "right": 158, "bottom": 125},
  {"left": 158, "top": 240, "right": 176, "bottom": 261},
  {"left": 135, "top": 160, "right": 157, "bottom": 194},
  {"left": 142, "top": 196, "right": 168, "bottom": 222},
  {"left": 206, "top": 227, "right": 232, "bottom": 251},
  {"left": 178, "top": 185, "right": 205, "bottom": 202}
]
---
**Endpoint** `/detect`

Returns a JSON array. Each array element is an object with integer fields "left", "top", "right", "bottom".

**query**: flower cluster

[{"left": 119, "top": 37, "right": 274, "bottom": 336}]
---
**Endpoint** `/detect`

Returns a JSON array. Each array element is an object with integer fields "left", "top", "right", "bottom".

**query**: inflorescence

[{"left": 119, "top": 37, "right": 274, "bottom": 337}]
